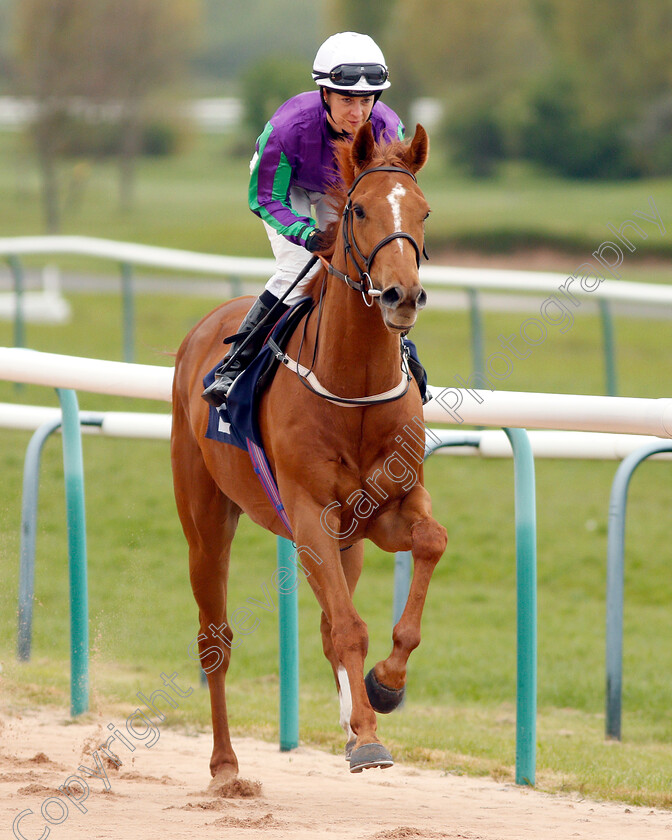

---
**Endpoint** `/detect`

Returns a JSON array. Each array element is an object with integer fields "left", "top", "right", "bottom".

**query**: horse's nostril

[
  {"left": 416, "top": 288, "right": 427, "bottom": 310},
  {"left": 380, "top": 286, "right": 404, "bottom": 309}
]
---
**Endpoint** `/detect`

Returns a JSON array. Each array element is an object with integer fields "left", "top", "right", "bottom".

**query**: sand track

[{"left": 2, "top": 710, "right": 671, "bottom": 840}]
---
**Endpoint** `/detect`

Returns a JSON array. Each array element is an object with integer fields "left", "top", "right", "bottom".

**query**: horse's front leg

[
  {"left": 289, "top": 503, "right": 392, "bottom": 772},
  {"left": 317, "top": 542, "right": 364, "bottom": 759},
  {"left": 366, "top": 485, "right": 447, "bottom": 711}
]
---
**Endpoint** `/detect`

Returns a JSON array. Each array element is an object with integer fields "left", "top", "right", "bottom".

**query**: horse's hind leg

[{"left": 172, "top": 427, "right": 241, "bottom": 778}]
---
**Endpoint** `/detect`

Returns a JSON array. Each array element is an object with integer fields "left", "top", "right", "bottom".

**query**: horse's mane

[{"left": 303, "top": 134, "right": 413, "bottom": 302}]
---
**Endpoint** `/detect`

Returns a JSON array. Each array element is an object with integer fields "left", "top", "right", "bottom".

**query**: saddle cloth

[{"left": 204, "top": 296, "right": 314, "bottom": 451}]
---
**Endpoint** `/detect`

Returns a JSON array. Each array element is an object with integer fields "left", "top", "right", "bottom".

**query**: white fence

[
  {"left": 3, "top": 397, "right": 671, "bottom": 461},
  {"left": 2, "top": 235, "right": 672, "bottom": 306},
  {"left": 0, "top": 347, "right": 671, "bottom": 440}
]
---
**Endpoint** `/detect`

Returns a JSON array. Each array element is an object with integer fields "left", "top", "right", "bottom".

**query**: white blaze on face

[
  {"left": 387, "top": 182, "right": 407, "bottom": 254},
  {"left": 337, "top": 665, "right": 355, "bottom": 740}
]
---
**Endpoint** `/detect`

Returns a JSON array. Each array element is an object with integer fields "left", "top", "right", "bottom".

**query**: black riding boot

[{"left": 202, "top": 292, "right": 283, "bottom": 407}]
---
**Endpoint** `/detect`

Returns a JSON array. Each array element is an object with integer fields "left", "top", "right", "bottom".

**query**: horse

[{"left": 171, "top": 122, "right": 448, "bottom": 778}]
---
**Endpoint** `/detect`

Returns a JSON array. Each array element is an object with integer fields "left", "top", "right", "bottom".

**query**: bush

[
  {"left": 43, "top": 113, "right": 185, "bottom": 159},
  {"left": 627, "top": 95, "right": 672, "bottom": 177},
  {"left": 440, "top": 100, "right": 505, "bottom": 177},
  {"left": 141, "top": 121, "right": 184, "bottom": 156},
  {"left": 520, "top": 73, "right": 637, "bottom": 180},
  {"left": 241, "top": 55, "right": 309, "bottom": 143}
]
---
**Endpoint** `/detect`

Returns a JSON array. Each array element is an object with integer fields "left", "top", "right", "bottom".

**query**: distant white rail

[
  {"left": 2, "top": 235, "right": 672, "bottom": 305},
  {"left": 2, "top": 399, "right": 670, "bottom": 460},
  {"left": 0, "top": 401, "right": 171, "bottom": 439}
]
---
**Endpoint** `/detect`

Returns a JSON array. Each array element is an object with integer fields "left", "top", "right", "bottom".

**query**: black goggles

[{"left": 314, "top": 63, "right": 389, "bottom": 87}]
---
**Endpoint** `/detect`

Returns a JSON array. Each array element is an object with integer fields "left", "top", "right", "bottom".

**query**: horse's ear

[
  {"left": 351, "top": 122, "right": 376, "bottom": 173},
  {"left": 404, "top": 124, "right": 429, "bottom": 174}
]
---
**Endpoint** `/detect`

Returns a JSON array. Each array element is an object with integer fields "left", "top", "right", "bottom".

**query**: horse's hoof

[
  {"left": 349, "top": 743, "right": 394, "bottom": 773},
  {"left": 345, "top": 737, "right": 356, "bottom": 761},
  {"left": 364, "top": 668, "right": 405, "bottom": 713}
]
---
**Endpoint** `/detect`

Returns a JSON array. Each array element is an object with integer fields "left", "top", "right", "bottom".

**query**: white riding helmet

[{"left": 312, "top": 32, "right": 391, "bottom": 94}]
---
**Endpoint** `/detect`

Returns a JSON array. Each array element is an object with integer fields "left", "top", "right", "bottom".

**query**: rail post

[
  {"left": 120, "top": 262, "right": 135, "bottom": 363},
  {"left": 467, "top": 288, "right": 485, "bottom": 384},
  {"left": 393, "top": 428, "right": 537, "bottom": 785},
  {"left": 503, "top": 427, "right": 537, "bottom": 786},
  {"left": 17, "top": 418, "right": 66, "bottom": 662},
  {"left": 56, "top": 388, "right": 89, "bottom": 716},
  {"left": 599, "top": 299, "right": 618, "bottom": 396},
  {"left": 605, "top": 440, "right": 672, "bottom": 740},
  {"left": 7, "top": 255, "right": 25, "bottom": 350},
  {"left": 277, "top": 536, "right": 299, "bottom": 750}
]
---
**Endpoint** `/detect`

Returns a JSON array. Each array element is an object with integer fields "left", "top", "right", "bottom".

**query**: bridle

[
  {"left": 325, "top": 165, "right": 428, "bottom": 307},
  {"left": 269, "top": 163, "right": 429, "bottom": 407}
]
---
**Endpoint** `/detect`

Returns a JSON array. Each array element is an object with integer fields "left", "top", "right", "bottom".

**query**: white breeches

[{"left": 263, "top": 187, "right": 337, "bottom": 304}]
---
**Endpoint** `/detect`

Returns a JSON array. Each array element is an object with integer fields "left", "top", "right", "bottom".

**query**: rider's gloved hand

[{"left": 305, "top": 228, "right": 328, "bottom": 253}]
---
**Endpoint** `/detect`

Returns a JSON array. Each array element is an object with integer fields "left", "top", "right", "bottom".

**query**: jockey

[{"left": 202, "top": 31, "right": 404, "bottom": 407}]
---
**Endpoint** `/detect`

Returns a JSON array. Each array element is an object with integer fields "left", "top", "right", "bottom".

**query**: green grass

[
  {"left": 1, "top": 291, "right": 672, "bottom": 807},
  {"left": 1, "top": 127, "right": 671, "bottom": 805}
]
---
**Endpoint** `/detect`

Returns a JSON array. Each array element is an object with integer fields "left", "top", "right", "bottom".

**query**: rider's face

[{"left": 324, "top": 91, "right": 375, "bottom": 136}]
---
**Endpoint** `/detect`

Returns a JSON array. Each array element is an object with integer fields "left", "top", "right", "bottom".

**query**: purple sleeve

[{"left": 248, "top": 120, "right": 315, "bottom": 247}]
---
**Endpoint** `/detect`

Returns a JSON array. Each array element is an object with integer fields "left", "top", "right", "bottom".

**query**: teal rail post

[
  {"left": 277, "top": 536, "right": 299, "bottom": 750},
  {"left": 503, "top": 427, "right": 537, "bottom": 786},
  {"left": 467, "top": 288, "right": 485, "bottom": 383},
  {"left": 605, "top": 440, "right": 672, "bottom": 740},
  {"left": 598, "top": 299, "right": 617, "bottom": 396},
  {"left": 120, "top": 262, "right": 135, "bottom": 363},
  {"left": 56, "top": 389, "right": 89, "bottom": 716},
  {"left": 17, "top": 417, "right": 67, "bottom": 662},
  {"left": 393, "top": 429, "right": 537, "bottom": 785},
  {"left": 7, "top": 255, "right": 25, "bottom": 350},
  {"left": 393, "top": 551, "right": 411, "bottom": 625},
  {"left": 17, "top": 414, "right": 103, "bottom": 663},
  {"left": 230, "top": 275, "right": 244, "bottom": 298}
]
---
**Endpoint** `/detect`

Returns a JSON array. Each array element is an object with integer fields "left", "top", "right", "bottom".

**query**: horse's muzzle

[
  {"left": 380, "top": 283, "right": 427, "bottom": 311},
  {"left": 379, "top": 283, "right": 427, "bottom": 331}
]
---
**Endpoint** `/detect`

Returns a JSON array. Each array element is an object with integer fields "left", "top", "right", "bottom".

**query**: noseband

[{"left": 327, "top": 165, "right": 428, "bottom": 304}]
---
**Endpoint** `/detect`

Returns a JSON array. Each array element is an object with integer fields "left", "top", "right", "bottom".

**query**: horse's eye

[
  {"left": 353, "top": 204, "right": 366, "bottom": 219},
  {"left": 423, "top": 211, "right": 431, "bottom": 222}
]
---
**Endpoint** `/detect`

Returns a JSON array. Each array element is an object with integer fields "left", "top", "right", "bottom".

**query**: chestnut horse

[{"left": 171, "top": 123, "right": 447, "bottom": 778}]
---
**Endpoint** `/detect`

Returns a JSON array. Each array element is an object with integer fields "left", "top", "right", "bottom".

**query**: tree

[
  {"left": 325, "top": 0, "right": 391, "bottom": 42},
  {"left": 529, "top": 0, "right": 671, "bottom": 126},
  {"left": 385, "top": 0, "right": 543, "bottom": 129},
  {"left": 12, "top": 0, "right": 199, "bottom": 230},
  {"left": 526, "top": 0, "right": 672, "bottom": 176},
  {"left": 13, "top": 0, "right": 99, "bottom": 231},
  {"left": 93, "top": 0, "right": 199, "bottom": 211}
]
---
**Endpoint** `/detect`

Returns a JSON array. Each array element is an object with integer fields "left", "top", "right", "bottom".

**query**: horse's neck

[{"left": 312, "top": 271, "right": 402, "bottom": 396}]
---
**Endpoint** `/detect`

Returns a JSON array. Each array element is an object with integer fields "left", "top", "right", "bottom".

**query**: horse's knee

[
  {"left": 330, "top": 614, "right": 368, "bottom": 662},
  {"left": 411, "top": 517, "right": 447, "bottom": 563}
]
